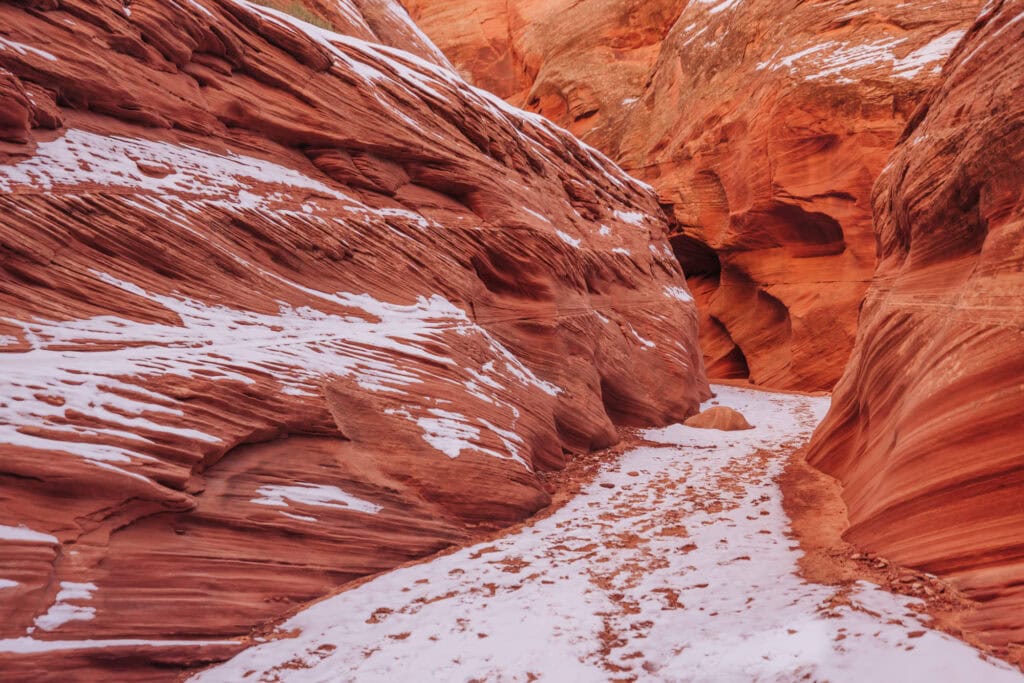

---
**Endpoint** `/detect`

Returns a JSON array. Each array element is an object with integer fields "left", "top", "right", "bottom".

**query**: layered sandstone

[
  {"left": 808, "top": 0, "right": 1024, "bottom": 648},
  {"left": 0, "top": 1, "right": 707, "bottom": 678},
  {"left": 404, "top": 0, "right": 984, "bottom": 390}
]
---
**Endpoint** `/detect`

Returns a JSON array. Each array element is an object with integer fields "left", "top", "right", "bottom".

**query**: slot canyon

[{"left": 0, "top": 0, "right": 1020, "bottom": 680}]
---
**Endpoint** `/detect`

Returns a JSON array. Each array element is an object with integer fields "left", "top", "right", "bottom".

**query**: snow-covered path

[{"left": 194, "top": 386, "right": 1021, "bottom": 682}]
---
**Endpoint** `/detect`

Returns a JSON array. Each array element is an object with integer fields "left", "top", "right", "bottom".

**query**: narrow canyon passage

[{"left": 193, "top": 386, "right": 1020, "bottom": 682}]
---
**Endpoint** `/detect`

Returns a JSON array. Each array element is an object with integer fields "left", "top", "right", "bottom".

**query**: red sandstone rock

[
  {"left": 683, "top": 406, "right": 753, "bottom": 431},
  {"left": 403, "top": 0, "right": 984, "bottom": 390},
  {"left": 808, "top": 0, "right": 1024, "bottom": 649},
  {"left": 0, "top": 1, "right": 707, "bottom": 678}
]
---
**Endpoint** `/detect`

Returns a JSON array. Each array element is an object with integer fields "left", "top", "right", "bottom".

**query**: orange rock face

[
  {"left": 0, "top": 0, "right": 707, "bottom": 677},
  {"left": 808, "top": 0, "right": 1024, "bottom": 648},
  {"left": 403, "top": 0, "right": 984, "bottom": 390}
]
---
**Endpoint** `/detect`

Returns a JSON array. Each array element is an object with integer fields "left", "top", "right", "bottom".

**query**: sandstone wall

[
  {"left": 404, "top": 0, "right": 984, "bottom": 390},
  {"left": 808, "top": 0, "right": 1024, "bottom": 647},
  {"left": 0, "top": 0, "right": 707, "bottom": 676}
]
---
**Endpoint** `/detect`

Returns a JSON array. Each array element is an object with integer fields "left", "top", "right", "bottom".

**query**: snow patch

[
  {"left": 522, "top": 207, "right": 553, "bottom": 225},
  {"left": 251, "top": 483, "right": 382, "bottom": 515},
  {"left": 628, "top": 324, "right": 657, "bottom": 349},
  {"left": 0, "top": 637, "right": 236, "bottom": 654},
  {"left": 758, "top": 30, "right": 965, "bottom": 83},
  {"left": 556, "top": 230, "right": 582, "bottom": 248},
  {"left": 694, "top": 0, "right": 744, "bottom": 15},
  {"left": 0, "top": 36, "right": 58, "bottom": 62},
  {"left": 664, "top": 285, "right": 694, "bottom": 303},
  {"left": 34, "top": 582, "right": 97, "bottom": 631},
  {"left": 613, "top": 209, "right": 646, "bottom": 226},
  {"left": 0, "top": 129, "right": 349, "bottom": 202},
  {"left": 894, "top": 30, "right": 966, "bottom": 78},
  {"left": 0, "top": 525, "right": 58, "bottom": 545}
]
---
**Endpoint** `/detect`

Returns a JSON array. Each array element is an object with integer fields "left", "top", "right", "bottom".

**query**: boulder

[{"left": 684, "top": 406, "right": 753, "bottom": 431}]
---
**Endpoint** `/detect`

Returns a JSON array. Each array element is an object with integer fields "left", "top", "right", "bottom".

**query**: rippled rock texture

[
  {"left": 403, "top": 0, "right": 984, "bottom": 390},
  {"left": 809, "top": 0, "right": 1024, "bottom": 650},
  {"left": 0, "top": 0, "right": 707, "bottom": 677}
]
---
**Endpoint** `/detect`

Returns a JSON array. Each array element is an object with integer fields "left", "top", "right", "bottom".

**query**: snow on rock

[
  {"left": 0, "top": 637, "right": 238, "bottom": 655},
  {"left": 33, "top": 583, "right": 97, "bottom": 632},
  {"left": 0, "top": 526, "right": 58, "bottom": 545},
  {"left": 404, "top": 0, "right": 984, "bottom": 391},
  {"left": 809, "top": 0, "right": 1024, "bottom": 651},
  {"left": 250, "top": 484, "right": 383, "bottom": 516},
  {"left": 193, "top": 386, "right": 1022, "bottom": 682},
  {"left": 663, "top": 285, "right": 694, "bottom": 303},
  {"left": 0, "top": 0, "right": 705, "bottom": 678}
]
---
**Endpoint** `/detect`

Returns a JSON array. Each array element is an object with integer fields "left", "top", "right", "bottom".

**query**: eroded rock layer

[
  {"left": 403, "top": 0, "right": 984, "bottom": 390},
  {"left": 0, "top": 0, "right": 707, "bottom": 677},
  {"left": 808, "top": 0, "right": 1024, "bottom": 648}
]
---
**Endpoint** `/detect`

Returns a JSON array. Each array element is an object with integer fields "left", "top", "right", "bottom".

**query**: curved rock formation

[
  {"left": 808, "top": 0, "right": 1024, "bottom": 650},
  {"left": 0, "top": 0, "right": 707, "bottom": 677},
  {"left": 403, "top": 0, "right": 984, "bottom": 390},
  {"left": 683, "top": 405, "right": 752, "bottom": 431}
]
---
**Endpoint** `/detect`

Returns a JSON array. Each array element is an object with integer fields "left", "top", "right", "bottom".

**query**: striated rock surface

[
  {"left": 0, "top": 0, "right": 707, "bottom": 678},
  {"left": 808, "top": 0, "right": 1024, "bottom": 649},
  {"left": 404, "top": 0, "right": 984, "bottom": 390}
]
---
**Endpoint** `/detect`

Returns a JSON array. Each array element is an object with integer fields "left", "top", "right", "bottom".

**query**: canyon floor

[{"left": 191, "top": 386, "right": 1021, "bottom": 682}]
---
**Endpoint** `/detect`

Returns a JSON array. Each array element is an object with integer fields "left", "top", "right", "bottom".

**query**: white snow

[
  {"left": 251, "top": 483, "right": 382, "bottom": 516},
  {"left": 1, "top": 11, "right": 592, "bottom": 486},
  {"left": 521, "top": 207, "right": 553, "bottom": 224},
  {"left": 414, "top": 410, "right": 481, "bottom": 460},
  {"left": 407, "top": 408, "right": 530, "bottom": 469},
  {"left": 758, "top": 30, "right": 966, "bottom": 83},
  {"left": 894, "top": 30, "right": 966, "bottom": 78},
  {"left": 377, "top": 0, "right": 454, "bottom": 68},
  {"left": 556, "top": 230, "right": 582, "bottom": 248},
  {"left": 0, "top": 524, "right": 58, "bottom": 545},
  {"left": 0, "top": 36, "right": 57, "bottom": 62},
  {"left": 192, "top": 386, "right": 1022, "bottom": 682},
  {"left": 1, "top": 268, "right": 556, "bottom": 480},
  {"left": 0, "top": 129, "right": 349, "bottom": 200},
  {"left": 694, "top": 0, "right": 744, "bottom": 15},
  {"left": 0, "top": 579, "right": 18, "bottom": 590},
  {"left": 0, "top": 637, "right": 236, "bottom": 654},
  {"left": 664, "top": 285, "right": 694, "bottom": 303},
  {"left": 628, "top": 324, "right": 657, "bottom": 349},
  {"left": 613, "top": 209, "right": 646, "bottom": 226},
  {"left": 188, "top": 0, "right": 214, "bottom": 18},
  {"left": 239, "top": 0, "right": 658, "bottom": 206},
  {"left": 648, "top": 243, "right": 674, "bottom": 261},
  {"left": 34, "top": 582, "right": 97, "bottom": 631}
]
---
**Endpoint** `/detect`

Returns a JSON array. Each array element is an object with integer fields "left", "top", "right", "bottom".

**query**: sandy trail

[{"left": 193, "top": 386, "right": 1022, "bottom": 682}]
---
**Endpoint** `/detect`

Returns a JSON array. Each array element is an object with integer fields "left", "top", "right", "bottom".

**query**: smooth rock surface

[
  {"left": 808, "top": 0, "right": 1024, "bottom": 649},
  {"left": 683, "top": 405, "right": 753, "bottom": 431},
  {"left": 0, "top": 1, "right": 707, "bottom": 678},
  {"left": 403, "top": 0, "right": 985, "bottom": 390}
]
